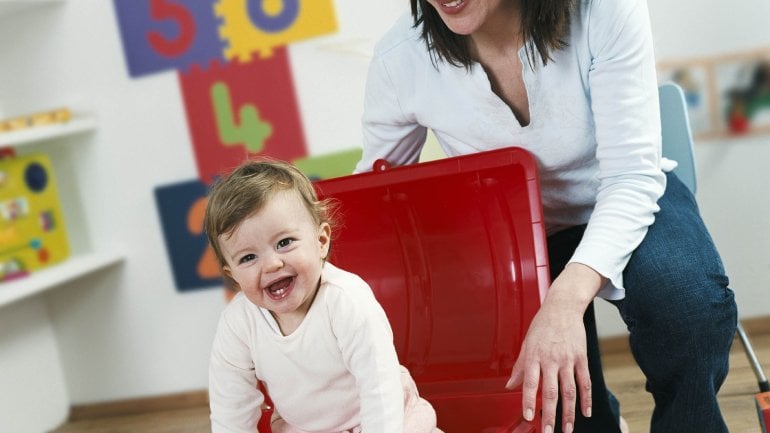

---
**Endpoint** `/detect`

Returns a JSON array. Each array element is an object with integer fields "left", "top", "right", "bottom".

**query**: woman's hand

[{"left": 506, "top": 263, "right": 605, "bottom": 433}]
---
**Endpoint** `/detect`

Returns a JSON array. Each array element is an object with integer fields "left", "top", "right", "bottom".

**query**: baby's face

[{"left": 219, "top": 190, "right": 330, "bottom": 320}]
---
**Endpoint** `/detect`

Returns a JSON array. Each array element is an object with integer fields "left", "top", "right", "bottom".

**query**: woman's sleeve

[
  {"left": 570, "top": 0, "right": 667, "bottom": 298},
  {"left": 331, "top": 284, "right": 405, "bottom": 433},
  {"left": 356, "top": 52, "right": 428, "bottom": 173},
  {"left": 209, "top": 311, "right": 264, "bottom": 433}
]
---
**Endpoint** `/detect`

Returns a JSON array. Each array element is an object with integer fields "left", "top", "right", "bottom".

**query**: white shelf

[
  {"left": 0, "top": 251, "right": 124, "bottom": 308},
  {"left": 0, "top": 113, "right": 97, "bottom": 148}
]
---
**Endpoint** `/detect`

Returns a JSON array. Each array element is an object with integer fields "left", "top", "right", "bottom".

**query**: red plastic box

[
  {"left": 313, "top": 147, "right": 549, "bottom": 432},
  {"left": 255, "top": 147, "right": 548, "bottom": 432}
]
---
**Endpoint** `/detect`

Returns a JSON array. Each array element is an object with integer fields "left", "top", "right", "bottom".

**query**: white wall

[{"left": 1, "top": 0, "right": 768, "bottom": 409}]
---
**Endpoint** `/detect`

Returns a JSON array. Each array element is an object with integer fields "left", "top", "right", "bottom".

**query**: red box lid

[{"left": 314, "top": 147, "right": 548, "bottom": 432}]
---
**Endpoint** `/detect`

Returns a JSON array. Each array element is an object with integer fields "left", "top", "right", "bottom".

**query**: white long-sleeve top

[
  {"left": 209, "top": 262, "right": 404, "bottom": 433},
  {"left": 357, "top": 0, "right": 667, "bottom": 300}
]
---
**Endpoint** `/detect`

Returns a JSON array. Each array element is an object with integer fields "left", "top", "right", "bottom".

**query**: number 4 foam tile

[{"left": 178, "top": 51, "right": 308, "bottom": 184}]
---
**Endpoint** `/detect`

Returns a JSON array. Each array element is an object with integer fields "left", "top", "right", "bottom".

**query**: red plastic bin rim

[{"left": 315, "top": 146, "right": 540, "bottom": 195}]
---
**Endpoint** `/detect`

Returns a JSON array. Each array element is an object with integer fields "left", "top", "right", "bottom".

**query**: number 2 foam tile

[
  {"left": 178, "top": 50, "right": 308, "bottom": 184},
  {"left": 112, "top": 0, "right": 226, "bottom": 77},
  {"left": 154, "top": 179, "right": 224, "bottom": 292},
  {"left": 214, "top": 0, "right": 338, "bottom": 62}
]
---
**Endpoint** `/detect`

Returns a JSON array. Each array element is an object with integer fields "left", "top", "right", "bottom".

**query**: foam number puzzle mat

[
  {"left": 112, "top": 0, "right": 226, "bottom": 77},
  {"left": 112, "top": 0, "right": 338, "bottom": 77},
  {"left": 215, "top": 0, "right": 338, "bottom": 61},
  {"left": 0, "top": 154, "right": 69, "bottom": 282},
  {"left": 154, "top": 179, "right": 224, "bottom": 291},
  {"left": 179, "top": 48, "right": 306, "bottom": 183}
]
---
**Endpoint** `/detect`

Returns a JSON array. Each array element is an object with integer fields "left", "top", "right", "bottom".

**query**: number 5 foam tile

[
  {"left": 215, "top": 0, "right": 338, "bottom": 62},
  {"left": 178, "top": 49, "right": 307, "bottom": 184},
  {"left": 112, "top": 0, "right": 226, "bottom": 77}
]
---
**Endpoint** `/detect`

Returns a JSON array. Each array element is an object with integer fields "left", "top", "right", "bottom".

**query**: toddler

[{"left": 205, "top": 159, "right": 441, "bottom": 433}]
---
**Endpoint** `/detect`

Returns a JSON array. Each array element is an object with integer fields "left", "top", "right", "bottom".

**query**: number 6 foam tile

[
  {"left": 215, "top": 0, "right": 338, "bottom": 62},
  {"left": 112, "top": 0, "right": 226, "bottom": 77},
  {"left": 178, "top": 48, "right": 307, "bottom": 184}
]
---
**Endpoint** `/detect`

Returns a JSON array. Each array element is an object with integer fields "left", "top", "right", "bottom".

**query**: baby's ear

[
  {"left": 318, "top": 222, "right": 332, "bottom": 259},
  {"left": 223, "top": 275, "right": 240, "bottom": 293},
  {"left": 222, "top": 266, "right": 240, "bottom": 292}
]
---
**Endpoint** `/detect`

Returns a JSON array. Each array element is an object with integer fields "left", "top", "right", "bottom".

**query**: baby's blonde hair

[{"left": 204, "top": 158, "right": 336, "bottom": 270}]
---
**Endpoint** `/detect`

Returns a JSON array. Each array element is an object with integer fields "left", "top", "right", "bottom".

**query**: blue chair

[
  {"left": 659, "top": 82, "right": 697, "bottom": 194},
  {"left": 658, "top": 82, "right": 769, "bottom": 393}
]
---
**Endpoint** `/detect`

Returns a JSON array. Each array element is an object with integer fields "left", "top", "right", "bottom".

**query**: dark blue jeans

[{"left": 548, "top": 172, "right": 738, "bottom": 433}]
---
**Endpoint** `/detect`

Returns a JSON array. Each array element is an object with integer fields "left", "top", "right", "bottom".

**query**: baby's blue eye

[
  {"left": 239, "top": 254, "right": 256, "bottom": 264},
  {"left": 277, "top": 238, "right": 293, "bottom": 249}
]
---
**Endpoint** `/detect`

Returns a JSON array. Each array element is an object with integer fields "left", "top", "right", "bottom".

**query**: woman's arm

[
  {"left": 508, "top": 262, "right": 603, "bottom": 433},
  {"left": 356, "top": 49, "right": 428, "bottom": 173},
  {"left": 508, "top": 0, "right": 664, "bottom": 432},
  {"left": 571, "top": 0, "right": 666, "bottom": 295}
]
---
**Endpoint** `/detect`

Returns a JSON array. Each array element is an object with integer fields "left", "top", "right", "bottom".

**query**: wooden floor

[{"left": 53, "top": 328, "right": 770, "bottom": 433}]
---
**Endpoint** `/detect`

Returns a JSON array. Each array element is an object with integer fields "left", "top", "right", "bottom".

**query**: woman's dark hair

[{"left": 410, "top": 0, "right": 576, "bottom": 68}]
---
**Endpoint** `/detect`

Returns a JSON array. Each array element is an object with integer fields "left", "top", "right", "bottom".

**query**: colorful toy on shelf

[
  {"left": 0, "top": 153, "right": 69, "bottom": 282},
  {"left": 0, "top": 108, "right": 72, "bottom": 134}
]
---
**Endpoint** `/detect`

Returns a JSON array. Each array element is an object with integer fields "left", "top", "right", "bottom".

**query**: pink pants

[{"left": 272, "top": 366, "right": 442, "bottom": 433}]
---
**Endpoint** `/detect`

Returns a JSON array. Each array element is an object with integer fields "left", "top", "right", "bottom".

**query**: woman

[{"left": 356, "top": 0, "right": 738, "bottom": 432}]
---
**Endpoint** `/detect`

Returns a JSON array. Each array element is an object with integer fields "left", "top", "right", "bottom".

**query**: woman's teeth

[{"left": 443, "top": 0, "right": 464, "bottom": 7}]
